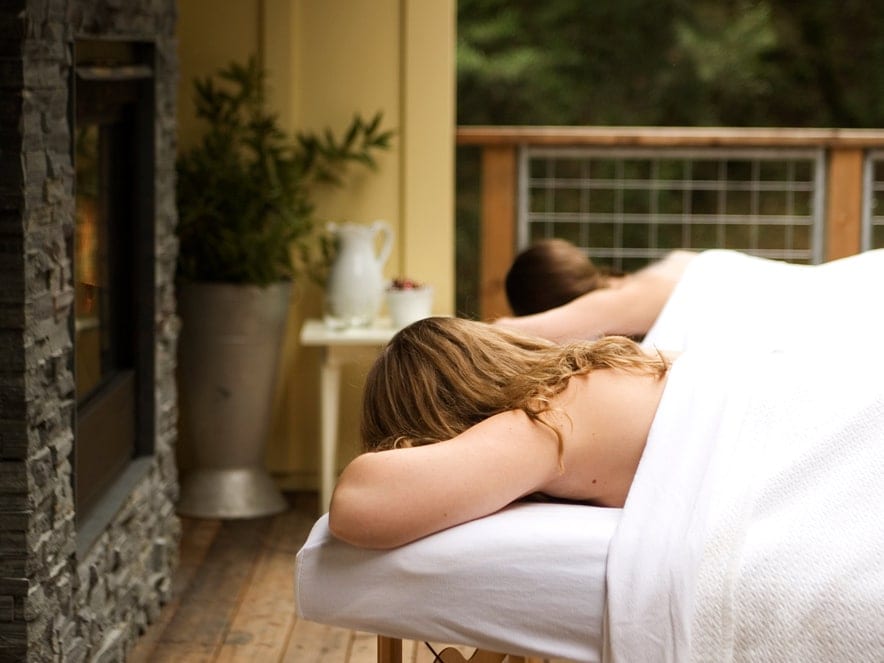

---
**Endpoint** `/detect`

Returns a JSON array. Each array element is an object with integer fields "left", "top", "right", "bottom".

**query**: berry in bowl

[{"left": 386, "top": 277, "right": 433, "bottom": 327}]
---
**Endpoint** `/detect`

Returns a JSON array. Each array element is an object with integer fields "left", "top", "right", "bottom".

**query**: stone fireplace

[{"left": 0, "top": 0, "right": 179, "bottom": 660}]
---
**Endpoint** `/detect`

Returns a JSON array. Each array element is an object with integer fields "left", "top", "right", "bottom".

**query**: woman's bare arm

[
  {"left": 494, "top": 275, "right": 670, "bottom": 342},
  {"left": 328, "top": 409, "right": 561, "bottom": 549}
]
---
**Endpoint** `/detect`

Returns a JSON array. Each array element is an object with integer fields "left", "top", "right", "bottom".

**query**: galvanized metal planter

[{"left": 176, "top": 281, "right": 291, "bottom": 518}]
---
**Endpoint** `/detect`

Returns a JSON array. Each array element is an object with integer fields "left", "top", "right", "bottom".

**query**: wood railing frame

[{"left": 457, "top": 126, "right": 884, "bottom": 320}]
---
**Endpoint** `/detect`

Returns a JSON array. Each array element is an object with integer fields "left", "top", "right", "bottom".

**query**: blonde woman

[{"left": 328, "top": 316, "right": 670, "bottom": 550}]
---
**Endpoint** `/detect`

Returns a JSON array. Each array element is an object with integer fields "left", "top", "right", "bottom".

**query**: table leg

[{"left": 319, "top": 350, "right": 342, "bottom": 513}]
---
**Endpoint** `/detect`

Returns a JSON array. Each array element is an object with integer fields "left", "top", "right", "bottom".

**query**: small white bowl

[{"left": 386, "top": 286, "right": 434, "bottom": 328}]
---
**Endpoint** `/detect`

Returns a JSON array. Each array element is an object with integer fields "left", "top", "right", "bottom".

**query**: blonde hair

[{"left": 361, "top": 317, "right": 667, "bottom": 458}]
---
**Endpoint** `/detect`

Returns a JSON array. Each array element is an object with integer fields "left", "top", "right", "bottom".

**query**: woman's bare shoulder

[{"left": 635, "top": 250, "right": 698, "bottom": 281}]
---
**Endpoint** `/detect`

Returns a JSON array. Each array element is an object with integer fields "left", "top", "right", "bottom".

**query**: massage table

[
  {"left": 296, "top": 501, "right": 617, "bottom": 661},
  {"left": 295, "top": 250, "right": 884, "bottom": 662}
]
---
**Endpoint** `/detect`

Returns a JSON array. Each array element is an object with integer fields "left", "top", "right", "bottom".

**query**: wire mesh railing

[
  {"left": 457, "top": 126, "right": 884, "bottom": 319},
  {"left": 520, "top": 147, "right": 825, "bottom": 273},
  {"left": 863, "top": 150, "right": 884, "bottom": 251}
]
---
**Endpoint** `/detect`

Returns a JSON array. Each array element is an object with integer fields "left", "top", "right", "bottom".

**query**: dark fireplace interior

[{"left": 72, "top": 39, "right": 156, "bottom": 520}]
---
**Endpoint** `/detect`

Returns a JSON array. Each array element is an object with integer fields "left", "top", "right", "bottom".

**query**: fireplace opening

[{"left": 73, "top": 39, "right": 156, "bottom": 522}]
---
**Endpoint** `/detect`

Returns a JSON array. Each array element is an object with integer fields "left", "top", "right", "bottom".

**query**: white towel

[
  {"left": 643, "top": 249, "right": 884, "bottom": 353},
  {"left": 692, "top": 353, "right": 884, "bottom": 662},
  {"left": 296, "top": 501, "right": 619, "bottom": 662},
  {"left": 604, "top": 349, "right": 884, "bottom": 662}
]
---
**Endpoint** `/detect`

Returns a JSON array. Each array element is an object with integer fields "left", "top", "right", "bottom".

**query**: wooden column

[
  {"left": 825, "top": 148, "right": 864, "bottom": 260},
  {"left": 480, "top": 145, "right": 518, "bottom": 320}
]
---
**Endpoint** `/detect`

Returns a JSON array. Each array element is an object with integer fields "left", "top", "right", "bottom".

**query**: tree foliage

[{"left": 457, "top": 0, "right": 884, "bottom": 128}]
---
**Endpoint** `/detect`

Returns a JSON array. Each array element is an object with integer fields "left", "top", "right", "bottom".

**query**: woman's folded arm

[{"left": 328, "top": 409, "right": 561, "bottom": 549}]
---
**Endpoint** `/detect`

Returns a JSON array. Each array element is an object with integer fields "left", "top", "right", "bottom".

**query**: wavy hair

[{"left": 361, "top": 317, "right": 668, "bottom": 458}]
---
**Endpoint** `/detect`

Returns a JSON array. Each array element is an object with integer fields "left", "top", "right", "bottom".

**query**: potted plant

[{"left": 175, "top": 57, "right": 392, "bottom": 518}]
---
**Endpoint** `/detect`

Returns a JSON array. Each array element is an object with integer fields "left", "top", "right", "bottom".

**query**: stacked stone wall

[{"left": 0, "top": 1, "right": 180, "bottom": 660}]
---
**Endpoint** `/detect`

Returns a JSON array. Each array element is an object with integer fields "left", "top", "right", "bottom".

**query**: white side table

[{"left": 299, "top": 319, "right": 397, "bottom": 512}]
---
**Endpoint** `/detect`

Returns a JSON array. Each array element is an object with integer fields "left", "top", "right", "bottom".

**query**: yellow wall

[
  {"left": 177, "top": 0, "right": 456, "bottom": 487},
  {"left": 177, "top": 1, "right": 261, "bottom": 153}
]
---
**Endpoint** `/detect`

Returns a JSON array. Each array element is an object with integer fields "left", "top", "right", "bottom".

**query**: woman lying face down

[
  {"left": 497, "top": 239, "right": 696, "bottom": 343},
  {"left": 499, "top": 241, "right": 884, "bottom": 350},
  {"left": 328, "top": 317, "right": 670, "bottom": 549}
]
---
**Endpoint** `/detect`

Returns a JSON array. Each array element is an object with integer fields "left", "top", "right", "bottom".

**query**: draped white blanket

[
  {"left": 604, "top": 349, "right": 884, "bottom": 663},
  {"left": 643, "top": 249, "right": 884, "bottom": 353}
]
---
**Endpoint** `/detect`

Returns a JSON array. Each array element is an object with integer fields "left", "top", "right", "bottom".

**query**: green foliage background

[
  {"left": 457, "top": 0, "right": 884, "bottom": 128},
  {"left": 455, "top": 0, "right": 884, "bottom": 316}
]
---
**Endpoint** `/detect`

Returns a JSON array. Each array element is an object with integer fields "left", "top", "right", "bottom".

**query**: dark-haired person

[
  {"left": 500, "top": 239, "right": 694, "bottom": 342},
  {"left": 499, "top": 239, "right": 884, "bottom": 352}
]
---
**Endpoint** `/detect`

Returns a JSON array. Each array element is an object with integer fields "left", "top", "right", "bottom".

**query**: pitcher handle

[{"left": 372, "top": 219, "right": 394, "bottom": 268}]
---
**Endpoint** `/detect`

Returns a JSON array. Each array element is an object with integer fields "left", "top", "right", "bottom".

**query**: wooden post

[
  {"left": 480, "top": 145, "right": 518, "bottom": 320},
  {"left": 377, "top": 636, "right": 402, "bottom": 663},
  {"left": 825, "top": 148, "right": 864, "bottom": 260}
]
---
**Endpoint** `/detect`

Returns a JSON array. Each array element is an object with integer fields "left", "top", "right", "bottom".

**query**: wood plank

[
  {"left": 457, "top": 125, "right": 884, "bottom": 148},
  {"left": 826, "top": 147, "right": 863, "bottom": 260},
  {"left": 127, "top": 517, "right": 222, "bottom": 663},
  {"left": 281, "top": 617, "right": 350, "bottom": 662},
  {"left": 214, "top": 494, "right": 315, "bottom": 662},
  {"left": 480, "top": 145, "right": 517, "bottom": 321},
  {"left": 146, "top": 516, "right": 275, "bottom": 661},
  {"left": 141, "top": 641, "right": 215, "bottom": 663},
  {"left": 346, "top": 631, "right": 378, "bottom": 663},
  {"left": 377, "top": 635, "right": 403, "bottom": 663}
]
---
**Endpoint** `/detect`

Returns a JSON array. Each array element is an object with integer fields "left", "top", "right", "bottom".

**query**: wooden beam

[
  {"left": 377, "top": 636, "right": 402, "bottom": 663},
  {"left": 480, "top": 146, "right": 517, "bottom": 320},
  {"left": 457, "top": 125, "right": 884, "bottom": 149},
  {"left": 825, "top": 148, "right": 864, "bottom": 260}
]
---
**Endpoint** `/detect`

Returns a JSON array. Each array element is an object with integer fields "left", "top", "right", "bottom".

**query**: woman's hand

[{"left": 328, "top": 409, "right": 561, "bottom": 549}]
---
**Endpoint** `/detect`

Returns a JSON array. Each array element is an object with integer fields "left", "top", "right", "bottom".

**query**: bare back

[{"left": 541, "top": 368, "right": 669, "bottom": 506}]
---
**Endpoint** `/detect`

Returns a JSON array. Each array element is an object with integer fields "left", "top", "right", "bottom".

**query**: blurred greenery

[
  {"left": 457, "top": 0, "right": 884, "bottom": 128},
  {"left": 455, "top": 0, "right": 884, "bottom": 316}
]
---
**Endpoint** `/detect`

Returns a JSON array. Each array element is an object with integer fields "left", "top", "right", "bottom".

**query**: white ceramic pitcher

[{"left": 324, "top": 220, "right": 393, "bottom": 328}]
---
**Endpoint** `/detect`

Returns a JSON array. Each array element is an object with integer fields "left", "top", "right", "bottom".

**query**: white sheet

[
  {"left": 643, "top": 248, "right": 884, "bottom": 353},
  {"left": 605, "top": 349, "right": 884, "bottom": 663},
  {"left": 295, "top": 501, "right": 619, "bottom": 662}
]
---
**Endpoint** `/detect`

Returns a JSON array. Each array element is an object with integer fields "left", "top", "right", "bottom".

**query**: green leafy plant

[{"left": 176, "top": 57, "right": 394, "bottom": 286}]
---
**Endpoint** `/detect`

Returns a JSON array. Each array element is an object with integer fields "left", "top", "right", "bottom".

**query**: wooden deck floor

[{"left": 128, "top": 492, "right": 574, "bottom": 663}]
